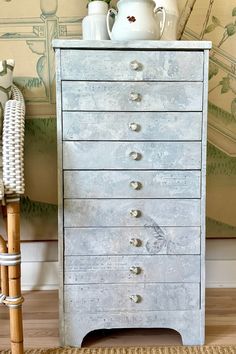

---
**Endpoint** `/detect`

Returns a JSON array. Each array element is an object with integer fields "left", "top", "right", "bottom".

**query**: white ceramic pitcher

[
  {"left": 106, "top": 0, "right": 166, "bottom": 40},
  {"left": 154, "top": 0, "right": 179, "bottom": 40},
  {"left": 82, "top": 1, "right": 110, "bottom": 40}
]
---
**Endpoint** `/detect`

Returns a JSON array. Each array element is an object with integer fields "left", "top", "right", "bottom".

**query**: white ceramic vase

[
  {"left": 154, "top": 0, "right": 179, "bottom": 40},
  {"left": 107, "top": 0, "right": 166, "bottom": 40},
  {"left": 82, "top": 1, "right": 110, "bottom": 40}
]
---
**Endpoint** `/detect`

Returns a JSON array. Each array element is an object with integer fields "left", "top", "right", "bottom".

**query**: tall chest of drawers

[{"left": 53, "top": 40, "right": 211, "bottom": 346}]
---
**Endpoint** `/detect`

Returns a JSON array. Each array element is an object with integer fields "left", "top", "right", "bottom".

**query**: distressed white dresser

[{"left": 53, "top": 40, "right": 211, "bottom": 346}]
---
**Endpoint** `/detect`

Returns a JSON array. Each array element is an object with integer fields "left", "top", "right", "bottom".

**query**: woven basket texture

[{"left": 1, "top": 347, "right": 236, "bottom": 354}]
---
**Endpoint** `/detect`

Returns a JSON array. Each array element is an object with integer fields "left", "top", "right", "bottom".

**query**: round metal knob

[
  {"left": 130, "top": 238, "right": 142, "bottom": 247},
  {"left": 129, "top": 92, "right": 141, "bottom": 102},
  {"left": 130, "top": 209, "right": 141, "bottom": 218},
  {"left": 130, "top": 60, "right": 142, "bottom": 71},
  {"left": 129, "top": 294, "right": 142, "bottom": 303},
  {"left": 129, "top": 151, "right": 142, "bottom": 161},
  {"left": 130, "top": 266, "right": 142, "bottom": 275},
  {"left": 129, "top": 122, "right": 140, "bottom": 132},
  {"left": 130, "top": 181, "right": 142, "bottom": 190}
]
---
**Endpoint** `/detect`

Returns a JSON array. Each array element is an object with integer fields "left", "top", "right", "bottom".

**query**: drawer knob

[
  {"left": 130, "top": 60, "right": 142, "bottom": 71},
  {"left": 130, "top": 209, "right": 141, "bottom": 218},
  {"left": 129, "top": 151, "right": 142, "bottom": 161},
  {"left": 129, "top": 294, "right": 142, "bottom": 303},
  {"left": 129, "top": 92, "right": 142, "bottom": 102},
  {"left": 129, "top": 123, "right": 140, "bottom": 132},
  {"left": 130, "top": 238, "right": 142, "bottom": 247},
  {"left": 130, "top": 181, "right": 142, "bottom": 190},
  {"left": 130, "top": 266, "right": 142, "bottom": 275}
]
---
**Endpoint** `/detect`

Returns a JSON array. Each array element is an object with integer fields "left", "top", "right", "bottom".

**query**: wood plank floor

[{"left": 1, "top": 289, "right": 236, "bottom": 350}]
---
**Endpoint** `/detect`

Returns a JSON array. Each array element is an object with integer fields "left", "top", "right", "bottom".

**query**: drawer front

[
  {"left": 63, "top": 142, "right": 201, "bottom": 170},
  {"left": 64, "top": 283, "right": 200, "bottom": 312},
  {"left": 64, "top": 255, "right": 200, "bottom": 284},
  {"left": 60, "top": 50, "right": 203, "bottom": 81},
  {"left": 63, "top": 112, "right": 202, "bottom": 141},
  {"left": 64, "top": 199, "right": 200, "bottom": 227},
  {"left": 62, "top": 81, "right": 203, "bottom": 112},
  {"left": 64, "top": 227, "right": 201, "bottom": 256},
  {"left": 64, "top": 171, "right": 201, "bottom": 199}
]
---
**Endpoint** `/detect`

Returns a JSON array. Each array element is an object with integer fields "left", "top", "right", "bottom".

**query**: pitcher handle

[
  {"left": 106, "top": 8, "right": 117, "bottom": 40},
  {"left": 154, "top": 6, "right": 166, "bottom": 39}
]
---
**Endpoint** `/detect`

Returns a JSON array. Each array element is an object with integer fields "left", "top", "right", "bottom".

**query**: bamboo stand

[
  {"left": 0, "top": 234, "right": 8, "bottom": 296},
  {"left": 0, "top": 202, "right": 24, "bottom": 354},
  {"left": 7, "top": 202, "right": 24, "bottom": 354}
]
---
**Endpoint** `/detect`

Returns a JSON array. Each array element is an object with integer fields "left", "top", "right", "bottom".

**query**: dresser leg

[
  {"left": 64, "top": 325, "right": 88, "bottom": 348},
  {"left": 180, "top": 327, "right": 204, "bottom": 346}
]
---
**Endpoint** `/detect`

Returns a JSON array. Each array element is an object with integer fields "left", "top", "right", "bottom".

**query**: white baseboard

[
  {"left": 206, "top": 281, "right": 236, "bottom": 288},
  {"left": 21, "top": 261, "right": 58, "bottom": 290},
  {"left": 21, "top": 260, "right": 236, "bottom": 290}
]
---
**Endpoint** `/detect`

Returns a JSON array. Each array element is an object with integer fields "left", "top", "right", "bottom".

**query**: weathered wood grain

[
  {"left": 64, "top": 283, "right": 200, "bottom": 312},
  {"left": 63, "top": 142, "right": 202, "bottom": 170},
  {"left": 64, "top": 199, "right": 201, "bottom": 227},
  {"left": 64, "top": 227, "right": 201, "bottom": 256},
  {"left": 62, "top": 112, "right": 202, "bottom": 141},
  {"left": 60, "top": 50, "right": 203, "bottom": 81},
  {"left": 64, "top": 171, "right": 201, "bottom": 199},
  {"left": 64, "top": 255, "right": 200, "bottom": 284},
  {"left": 62, "top": 81, "right": 203, "bottom": 112}
]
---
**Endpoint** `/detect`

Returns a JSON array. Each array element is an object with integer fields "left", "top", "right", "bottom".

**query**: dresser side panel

[
  {"left": 200, "top": 49, "right": 210, "bottom": 342},
  {"left": 55, "top": 48, "right": 65, "bottom": 346}
]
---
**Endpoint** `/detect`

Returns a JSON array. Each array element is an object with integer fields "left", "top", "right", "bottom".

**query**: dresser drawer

[
  {"left": 64, "top": 227, "right": 201, "bottom": 255},
  {"left": 64, "top": 283, "right": 200, "bottom": 313},
  {"left": 62, "top": 81, "right": 203, "bottom": 112},
  {"left": 63, "top": 112, "right": 202, "bottom": 141},
  {"left": 64, "top": 171, "right": 201, "bottom": 199},
  {"left": 63, "top": 142, "right": 201, "bottom": 170},
  {"left": 64, "top": 199, "right": 200, "bottom": 227},
  {"left": 64, "top": 255, "right": 200, "bottom": 284},
  {"left": 60, "top": 50, "right": 203, "bottom": 81}
]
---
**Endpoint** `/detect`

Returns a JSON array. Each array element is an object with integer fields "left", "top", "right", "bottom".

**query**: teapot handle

[
  {"left": 154, "top": 6, "right": 166, "bottom": 39},
  {"left": 106, "top": 8, "right": 117, "bottom": 40}
]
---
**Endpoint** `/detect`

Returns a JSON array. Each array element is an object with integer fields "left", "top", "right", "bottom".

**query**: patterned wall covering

[
  {"left": 0, "top": 0, "right": 236, "bottom": 239},
  {"left": 178, "top": 0, "right": 236, "bottom": 237},
  {"left": 0, "top": 0, "right": 87, "bottom": 240}
]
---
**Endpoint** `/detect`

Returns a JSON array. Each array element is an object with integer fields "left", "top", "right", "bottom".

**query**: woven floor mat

[{"left": 1, "top": 346, "right": 236, "bottom": 354}]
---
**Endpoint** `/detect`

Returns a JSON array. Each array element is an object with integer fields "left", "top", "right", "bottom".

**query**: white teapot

[{"left": 106, "top": 0, "right": 166, "bottom": 40}]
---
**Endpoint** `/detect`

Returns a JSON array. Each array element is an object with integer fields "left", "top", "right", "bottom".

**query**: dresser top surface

[{"left": 53, "top": 39, "right": 212, "bottom": 50}]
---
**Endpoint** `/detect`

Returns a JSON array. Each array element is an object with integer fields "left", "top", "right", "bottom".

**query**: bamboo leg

[
  {"left": 0, "top": 235, "right": 9, "bottom": 296},
  {"left": 1, "top": 205, "right": 7, "bottom": 230},
  {"left": 7, "top": 202, "right": 24, "bottom": 354}
]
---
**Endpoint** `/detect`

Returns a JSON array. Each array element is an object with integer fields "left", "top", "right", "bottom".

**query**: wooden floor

[{"left": 1, "top": 289, "right": 236, "bottom": 350}]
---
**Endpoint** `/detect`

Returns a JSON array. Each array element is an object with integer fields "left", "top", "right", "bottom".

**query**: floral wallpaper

[
  {"left": 0, "top": 0, "right": 86, "bottom": 240},
  {"left": 179, "top": 0, "right": 236, "bottom": 237},
  {"left": 0, "top": 0, "right": 236, "bottom": 239}
]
